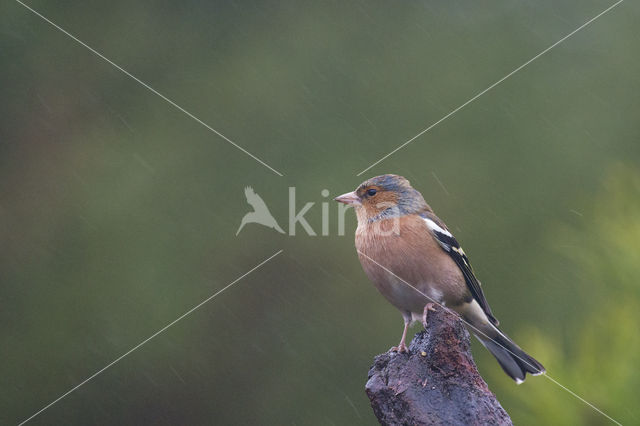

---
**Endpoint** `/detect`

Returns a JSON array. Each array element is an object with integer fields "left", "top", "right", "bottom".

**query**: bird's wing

[
  {"left": 420, "top": 212, "right": 499, "bottom": 326},
  {"left": 244, "top": 186, "right": 269, "bottom": 211}
]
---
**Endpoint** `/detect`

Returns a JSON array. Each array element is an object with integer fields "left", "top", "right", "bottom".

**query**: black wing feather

[{"left": 423, "top": 216, "right": 499, "bottom": 326}]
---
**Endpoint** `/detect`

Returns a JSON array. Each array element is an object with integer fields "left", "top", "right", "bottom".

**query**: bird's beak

[{"left": 334, "top": 191, "right": 361, "bottom": 206}]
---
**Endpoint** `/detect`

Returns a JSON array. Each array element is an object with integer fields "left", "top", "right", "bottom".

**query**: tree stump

[{"left": 365, "top": 307, "right": 512, "bottom": 425}]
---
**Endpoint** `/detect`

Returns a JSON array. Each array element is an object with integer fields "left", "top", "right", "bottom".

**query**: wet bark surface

[{"left": 365, "top": 307, "right": 512, "bottom": 425}]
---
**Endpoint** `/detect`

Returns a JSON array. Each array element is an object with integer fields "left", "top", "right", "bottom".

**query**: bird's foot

[
  {"left": 391, "top": 342, "right": 408, "bottom": 353},
  {"left": 422, "top": 302, "right": 437, "bottom": 329}
]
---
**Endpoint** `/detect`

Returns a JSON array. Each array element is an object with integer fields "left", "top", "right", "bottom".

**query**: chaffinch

[{"left": 335, "top": 174, "right": 544, "bottom": 383}]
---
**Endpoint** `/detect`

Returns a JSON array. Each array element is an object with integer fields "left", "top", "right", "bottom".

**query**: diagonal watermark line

[
  {"left": 18, "top": 249, "right": 284, "bottom": 425},
  {"left": 357, "top": 250, "right": 622, "bottom": 425},
  {"left": 15, "top": 0, "right": 284, "bottom": 177},
  {"left": 356, "top": 0, "right": 624, "bottom": 176},
  {"left": 542, "top": 374, "right": 622, "bottom": 426}
]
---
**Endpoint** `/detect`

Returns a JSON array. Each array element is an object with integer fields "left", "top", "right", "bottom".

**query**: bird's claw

[
  {"left": 391, "top": 343, "right": 408, "bottom": 353},
  {"left": 422, "top": 302, "right": 437, "bottom": 329}
]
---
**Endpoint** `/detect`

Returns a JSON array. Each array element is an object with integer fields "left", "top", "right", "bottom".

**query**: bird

[
  {"left": 334, "top": 174, "right": 545, "bottom": 383},
  {"left": 236, "top": 186, "right": 285, "bottom": 235}
]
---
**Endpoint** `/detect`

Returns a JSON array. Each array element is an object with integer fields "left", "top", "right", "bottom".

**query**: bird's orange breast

[{"left": 355, "top": 214, "right": 467, "bottom": 314}]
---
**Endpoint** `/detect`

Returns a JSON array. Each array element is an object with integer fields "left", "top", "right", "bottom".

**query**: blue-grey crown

[{"left": 361, "top": 174, "right": 428, "bottom": 218}]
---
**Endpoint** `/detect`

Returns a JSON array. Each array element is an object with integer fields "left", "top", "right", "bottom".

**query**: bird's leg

[
  {"left": 421, "top": 302, "right": 437, "bottom": 329},
  {"left": 391, "top": 315, "right": 411, "bottom": 353}
]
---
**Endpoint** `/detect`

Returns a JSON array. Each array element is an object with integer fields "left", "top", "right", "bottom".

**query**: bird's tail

[
  {"left": 236, "top": 217, "right": 248, "bottom": 236},
  {"left": 474, "top": 323, "right": 545, "bottom": 384},
  {"left": 272, "top": 222, "right": 285, "bottom": 234}
]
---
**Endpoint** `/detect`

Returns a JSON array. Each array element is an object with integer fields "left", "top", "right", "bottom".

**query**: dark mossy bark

[{"left": 365, "top": 307, "right": 512, "bottom": 425}]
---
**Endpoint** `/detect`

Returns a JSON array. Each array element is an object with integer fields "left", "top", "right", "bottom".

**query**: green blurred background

[{"left": 2, "top": 0, "right": 639, "bottom": 424}]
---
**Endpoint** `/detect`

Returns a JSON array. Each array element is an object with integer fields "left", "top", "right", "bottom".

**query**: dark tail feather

[{"left": 477, "top": 328, "right": 545, "bottom": 384}]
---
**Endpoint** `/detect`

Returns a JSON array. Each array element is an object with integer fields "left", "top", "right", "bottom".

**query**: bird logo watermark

[{"left": 236, "top": 187, "right": 285, "bottom": 235}]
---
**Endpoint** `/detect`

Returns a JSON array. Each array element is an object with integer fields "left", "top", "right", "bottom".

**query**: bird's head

[{"left": 334, "top": 174, "right": 428, "bottom": 223}]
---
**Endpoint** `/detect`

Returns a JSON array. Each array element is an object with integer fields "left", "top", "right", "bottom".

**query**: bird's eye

[{"left": 367, "top": 188, "right": 377, "bottom": 196}]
